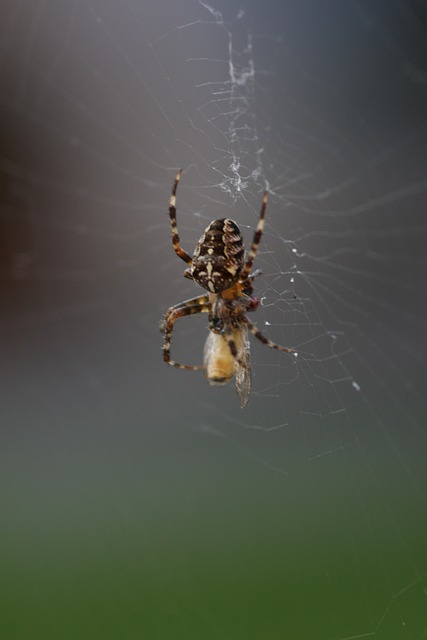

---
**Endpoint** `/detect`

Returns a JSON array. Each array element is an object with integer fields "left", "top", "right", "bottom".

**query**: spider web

[{"left": 1, "top": 1, "right": 427, "bottom": 638}]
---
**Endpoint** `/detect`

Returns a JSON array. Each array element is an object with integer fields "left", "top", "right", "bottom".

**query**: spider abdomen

[{"left": 191, "top": 218, "right": 244, "bottom": 293}]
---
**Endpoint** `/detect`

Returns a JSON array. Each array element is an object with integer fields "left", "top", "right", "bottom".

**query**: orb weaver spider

[{"left": 161, "top": 170, "right": 295, "bottom": 408}]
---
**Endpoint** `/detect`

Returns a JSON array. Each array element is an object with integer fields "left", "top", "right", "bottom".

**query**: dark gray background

[{"left": 1, "top": 1, "right": 426, "bottom": 638}]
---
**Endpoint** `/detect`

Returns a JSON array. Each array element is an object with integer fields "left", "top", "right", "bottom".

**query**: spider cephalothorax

[{"left": 162, "top": 170, "right": 295, "bottom": 408}]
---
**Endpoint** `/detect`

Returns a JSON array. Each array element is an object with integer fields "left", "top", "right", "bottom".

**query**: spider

[{"left": 161, "top": 170, "right": 295, "bottom": 408}]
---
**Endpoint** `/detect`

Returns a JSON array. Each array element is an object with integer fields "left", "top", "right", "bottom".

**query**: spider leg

[
  {"left": 245, "top": 318, "right": 295, "bottom": 353},
  {"left": 241, "top": 191, "right": 268, "bottom": 279},
  {"left": 223, "top": 325, "right": 239, "bottom": 359},
  {"left": 162, "top": 294, "right": 210, "bottom": 369},
  {"left": 221, "top": 323, "right": 247, "bottom": 369},
  {"left": 169, "top": 169, "right": 193, "bottom": 266}
]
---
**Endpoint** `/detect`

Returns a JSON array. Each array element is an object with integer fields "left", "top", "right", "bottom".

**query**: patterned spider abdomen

[{"left": 191, "top": 218, "right": 244, "bottom": 293}]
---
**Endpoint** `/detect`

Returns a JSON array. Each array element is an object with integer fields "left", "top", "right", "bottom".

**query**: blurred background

[{"left": 1, "top": 1, "right": 426, "bottom": 638}]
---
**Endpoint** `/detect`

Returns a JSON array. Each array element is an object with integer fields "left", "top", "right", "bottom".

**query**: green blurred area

[{"left": 2, "top": 431, "right": 426, "bottom": 640}]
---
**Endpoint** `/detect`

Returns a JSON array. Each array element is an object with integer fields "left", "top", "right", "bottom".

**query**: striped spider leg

[{"left": 162, "top": 294, "right": 210, "bottom": 370}]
